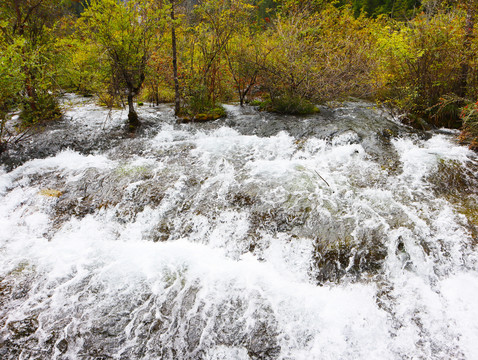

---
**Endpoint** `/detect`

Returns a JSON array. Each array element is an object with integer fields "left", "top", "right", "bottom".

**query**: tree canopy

[{"left": 1, "top": 0, "right": 478, "bottom": 148}]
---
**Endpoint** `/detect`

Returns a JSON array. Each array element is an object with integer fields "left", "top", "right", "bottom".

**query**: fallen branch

[{"left": 314, "top": 169, "right": 331, "bottom": 188}]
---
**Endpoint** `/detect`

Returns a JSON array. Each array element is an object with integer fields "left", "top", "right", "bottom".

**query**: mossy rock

[
  {"left": 177, "top": 106, "right": 226, "bottom": 123},
  {"left": 194, "top": 113, "right": 220, "bottom": 121},
  {"left": 312, "top": 227, "right": 388, "bottom": 284},
  {"left": 177, "top": 116, "right": 191, "bottom": 124},
  {"left": 115, "top": 164, "right": 152, "bottom": 179},
  {"left": 7, "top": 317, "right": 39, "bottom": 338}
]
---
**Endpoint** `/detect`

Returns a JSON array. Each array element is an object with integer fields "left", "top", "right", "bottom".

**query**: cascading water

[{"left": 0, "top": 95, "right": 477, "bottom": 359}]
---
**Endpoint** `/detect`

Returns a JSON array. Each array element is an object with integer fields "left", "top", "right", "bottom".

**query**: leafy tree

[
  {"left": 225, "top": 31, "right": 270, "bottom": 106},
  {"left": 78, "top": 0, "right": 165, "bottom": 127},
  {"left": 180, "top": 0, "right": 255, "bottom": 116},
  {"left": 0, "top": 39, "right": 24, "bottom": 151},
  {"left": 170, "top": 0, "right": 182, "bottom": 115},
  {"left": 0, "top": 0, "right": 70, "bottom": 126},
  {"left": 257, "top": 4, "right": 377, "bottom": 113},
  {"left": 336, "top": 0, "right": 420, "bottom": 19},
  {"left": 375, "top": 11, "right": 466, "bottom": 126},
  {"left": 457, "top": 0, "right": 476, "bottom": 97}
]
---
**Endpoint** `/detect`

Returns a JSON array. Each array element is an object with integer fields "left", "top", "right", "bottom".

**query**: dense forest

[{"left": 1, "top": 0, "right": 478, "bottom": 149}]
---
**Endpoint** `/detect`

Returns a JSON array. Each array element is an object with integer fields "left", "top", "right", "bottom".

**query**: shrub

[
  {"left": 260, "top": 6, "right": 377, "bottom": 106},
  {"left": 262, "top": 94, "right": 318, "bottom": 115},
  {"left": 459, "top": 101, "right": 478, "bottom": 150},
  {"left": 248, "top": 99, "right": 263, "bottom": 107},
  {"left": 193, "top": 106, "right": 226, "bottom": 121},
  {"left": 20, "top": 92, "right": 62, "bottom": 125},
  {"left": 375, "top": 11, "right": 465, "bottom": 125},
  {"left": 185, "top": 87, "right": 214, "bottom": 115},
  {"left": 141, "top": 86, "right": 175, "bottom": 105},
  {"left": 177, "top": 85, "right": 227, "bottom": 121}
]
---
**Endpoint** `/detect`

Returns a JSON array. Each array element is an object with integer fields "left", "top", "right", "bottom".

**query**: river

[{"left": 0, "top": 95, "right": 477, "bottom": 359}]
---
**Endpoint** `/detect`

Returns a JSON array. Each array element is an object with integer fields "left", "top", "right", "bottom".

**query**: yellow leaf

[{"left": 39, "top": 189, "right": 63, "bottom": 198}]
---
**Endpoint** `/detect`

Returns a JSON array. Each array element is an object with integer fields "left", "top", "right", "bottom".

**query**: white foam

[
  {"left": 393, "top": 135, "right": 473, "bottom": 186},
  {"left": 1, "top": 103, "right": 478, "bottom": 358}
]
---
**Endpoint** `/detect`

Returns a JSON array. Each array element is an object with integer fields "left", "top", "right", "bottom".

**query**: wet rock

[
  {"left": 0, "top": 339, "right": 21, "bottom": 360},
  {"left": 149, "top": 220, "right": 173, "bottom": 242},
  {"left": 312, "top": 227, "right": 388, "bottom": 284},
  {"left": 331, "top": 129, "right": 361, "bottom": 146},
  {"left": 249, "top": 208, "right": 305, "bottom": 234},
  {"left": 428, "top": 159, "right": 478, "bottom": 244},
  {"left": 186, "top": 316, "right": 205, "bottom": 353},
  {"left": 246, "top": 316, "right": 281, "bottom": 360},
  {"left": 8, "top": 317, "right": 38, "bottom": 338},
  {"left": 227, "top": 192, "right": 256, "bottom": 207},
  {"left": 0, "top": 278, "right": 13, "bottom": 307},
  {"left": 56, "top": 338, "right": 68, "bottom": 353},
  {"left": 396, "top": 238, "right": 412, "bottom": 270}
]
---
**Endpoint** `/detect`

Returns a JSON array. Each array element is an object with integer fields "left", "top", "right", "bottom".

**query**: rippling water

[{"left": 0, "top": 96, "right": 477, "bottom": 359}]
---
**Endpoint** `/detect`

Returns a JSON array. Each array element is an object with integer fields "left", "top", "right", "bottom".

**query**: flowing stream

[{"left": 1, "top": 95, "right": 477, "bottom": 359}]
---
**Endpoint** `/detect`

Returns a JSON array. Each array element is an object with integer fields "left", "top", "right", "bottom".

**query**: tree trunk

[
  {"left": 127, "top": 92, "right": 139, "bottom": 128},
  {"left": 171, "top": 2, "right": 180, "bottom": 115}
]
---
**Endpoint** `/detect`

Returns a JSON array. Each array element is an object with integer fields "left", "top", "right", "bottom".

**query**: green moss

[{"left": 178, "top": 105, "right": 226, "bottom": 123}]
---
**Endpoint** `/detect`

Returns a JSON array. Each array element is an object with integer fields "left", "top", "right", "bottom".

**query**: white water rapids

[{"left": 0, "top": 98, "right": 477, "bottom": 359}]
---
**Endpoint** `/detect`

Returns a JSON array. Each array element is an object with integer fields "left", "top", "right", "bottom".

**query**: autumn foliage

[{"left": 2, "top": 0, "right": 478, "bottom": 146}]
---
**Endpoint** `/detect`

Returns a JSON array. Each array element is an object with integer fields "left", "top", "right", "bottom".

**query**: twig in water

[{"left": 314, "top": 170, "right": 331, "bottom": 188}]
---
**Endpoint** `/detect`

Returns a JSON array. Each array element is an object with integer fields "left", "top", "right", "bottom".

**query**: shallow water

[{"left": 0, "top": 96, "right": 477, "bottom": 359}]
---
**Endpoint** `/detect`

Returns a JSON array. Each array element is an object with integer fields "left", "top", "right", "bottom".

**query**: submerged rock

[{"left": 7, "top": 317, "right": 38, "bottom": 338}]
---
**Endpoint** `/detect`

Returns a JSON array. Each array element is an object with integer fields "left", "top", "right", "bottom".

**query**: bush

[
  {"left": 459, "top": 101, "right": 478, "bottom": 150},
  {"left": 263, "top": 94, "right": 318, "bottom": 115},
  {"left": 19, "top": 92, "right": 62, "bottom": 125},
  {"left": 260, "top": 6, "right": 377, "bottom": 106},
  {"left": 193, "top": 106, "right": 226, "bottom": 121},
  {"left": 248, "top": 99, "right": 263, "bottom": 107},
  {"left": 375, "top": 12, "right": 465, "bottom": 125},
  {"left": 141, "top": 86, "right": 175, "bottom": 104},
  {"left": 184, "top": 87, "right": 215, "bottom": 115},
  {"left": 96, "top": 92, "right": 123, "bottom": 109},
  {"left": 177, "top": 86, "right": 227, "bottom": 121}
]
